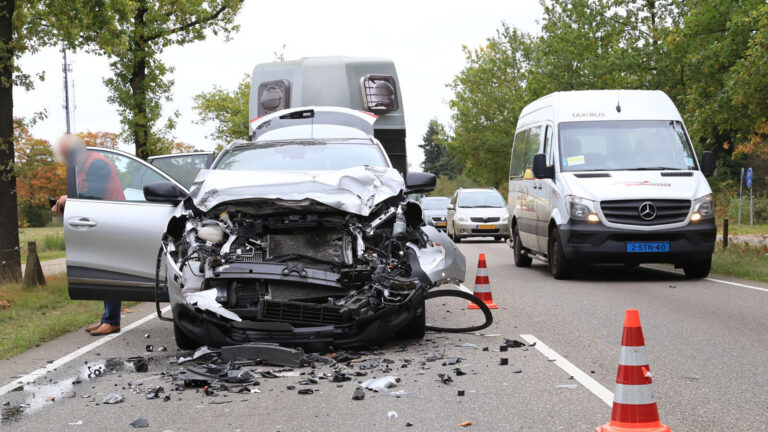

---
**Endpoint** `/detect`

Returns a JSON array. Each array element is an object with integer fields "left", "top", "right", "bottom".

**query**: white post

[{"left": 738, "top": 167, "right": 743, "bottom": 225}]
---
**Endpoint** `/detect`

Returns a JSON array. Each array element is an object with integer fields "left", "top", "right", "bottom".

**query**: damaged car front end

[{"left": 160, "top": 156, "right": 465, "bottom": 352}]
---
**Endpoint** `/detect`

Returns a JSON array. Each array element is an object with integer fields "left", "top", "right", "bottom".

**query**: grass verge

[
  {"left": 717, "top": 222, "right": 768, "bottom": 236},
  {"left": 712, "top": 242, "right": 768, "bottom": 284},
  {"left": 0, "top": 275, "right": 136, "bottom": 359}
]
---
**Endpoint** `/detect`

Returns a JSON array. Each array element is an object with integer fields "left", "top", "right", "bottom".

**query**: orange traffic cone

[
  {"left": 596, "top": 309, "right": 671, "bottom": 432},
  {"left": 468, "top": 253, "right": 498, "bottom": 309}
]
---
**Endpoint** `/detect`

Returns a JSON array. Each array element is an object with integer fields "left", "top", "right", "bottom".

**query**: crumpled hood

[{"left": 188, "top": 166, "right": 405, "bottom": 216}]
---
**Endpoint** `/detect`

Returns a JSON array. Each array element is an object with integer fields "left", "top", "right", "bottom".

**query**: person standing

[{"left": 52, "top": 134, "right": 125, "bottom": 336}]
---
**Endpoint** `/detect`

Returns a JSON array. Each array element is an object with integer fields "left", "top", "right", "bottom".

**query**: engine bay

[{"left": 164, "top": 196, "right": 435, "bottom": 327}]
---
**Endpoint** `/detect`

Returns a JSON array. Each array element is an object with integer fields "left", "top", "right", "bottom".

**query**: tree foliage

[
  {"left": 419, "top": 119, "right": 462, "bottom": 178},
  {"left": 192, "top": 74, "right": 250, "bottom": 147},
  {"left": 92, "top": 0, "right": 245, "bottom": 158},
  {"left": 14, "top": 119, "right": 64, "bottom": 209},
  {"left": 448, "top": 0, "right": 768, "bottom": 191},
  {"left": 77, "top": 131, "right": 120, "bottom": 149}
]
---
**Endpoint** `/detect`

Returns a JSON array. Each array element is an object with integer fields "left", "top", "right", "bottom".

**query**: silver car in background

[
  {"left": 420, "top": 196, "right": 451, "bottom": 231},
  {"left": 447, "top": 188, "right": 509, "bottom": 242}
]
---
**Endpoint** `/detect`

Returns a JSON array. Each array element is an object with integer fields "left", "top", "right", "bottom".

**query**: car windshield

[
  {"left": 421, "top": 197, "right": 450, "bottom": 210},
  {"left": 559, "top": 120, "right": 697, "bottom": 172},
  {"left": 214, "top": 140, "right": 388, "bottom": 171},
  {"left": 458, "top": 191, "right": 505, "bottom": 208}
]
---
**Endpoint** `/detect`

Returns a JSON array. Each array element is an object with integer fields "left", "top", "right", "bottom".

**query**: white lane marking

[
  {"left": 0, "top": 305, "right": 171, "bottom": 396},
  {"left": 520, "top": 334, "right": 613, "bottom": 406},
  {"left": 647, "top": 266, "right": 768, "bottom": 293}
]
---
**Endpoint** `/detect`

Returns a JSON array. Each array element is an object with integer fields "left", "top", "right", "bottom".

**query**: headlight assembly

[
  {"left": 569, "top": 196, "right": 599, "bottom": 222},
  {"left": 691, "top": 194, "right": 715, "bottom": 221}
]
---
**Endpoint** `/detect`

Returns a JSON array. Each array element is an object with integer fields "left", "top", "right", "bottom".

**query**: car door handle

[{"left": 68, "top": 217, "right": 97, "bottom": 228}]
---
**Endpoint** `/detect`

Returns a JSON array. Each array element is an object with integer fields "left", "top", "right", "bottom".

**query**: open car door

[
  {"left": 148, "top": 151, "right": 214, "bottom": 189},
  {"left": 65, "top": 148, "right": 188, "bottom": 301}
]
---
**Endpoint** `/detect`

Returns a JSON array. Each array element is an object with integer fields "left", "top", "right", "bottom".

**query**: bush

[
  {"left": 18, "top": 204, "right": 52, "bottom": 228},
  {"left": 724, "top": 191, "right": 768, "bottom": 224}
]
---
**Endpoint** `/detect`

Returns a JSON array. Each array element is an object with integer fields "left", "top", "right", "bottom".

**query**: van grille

[{"left": 600, "top": 199, "right": 690, "bottom": 226}]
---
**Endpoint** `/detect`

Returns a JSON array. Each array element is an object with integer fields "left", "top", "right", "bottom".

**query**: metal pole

[
  {"left": 723, "top": 218, "right": 728, "bottom": 249},
  {"left": 738, "top": 167, "right": 743, "bottom": 225},
  {"left": 750, "top": 186, "right": 753, "bottom": 226},
  {"left": 62, "top": 48, "right": 71, "bottom": 134}
]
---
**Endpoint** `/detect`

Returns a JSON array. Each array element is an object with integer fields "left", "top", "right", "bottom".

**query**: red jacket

[{"left": 76, "top": 151, "right": 125, "bottom": 201}]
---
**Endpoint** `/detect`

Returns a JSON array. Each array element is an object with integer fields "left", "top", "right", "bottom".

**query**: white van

[{"left": 507, "top": 90, "right": 717, "bottom": 279}]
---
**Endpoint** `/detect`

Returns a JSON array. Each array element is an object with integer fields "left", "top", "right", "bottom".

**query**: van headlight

[
  {"left": 570, "top": 196, "right": 600, "bottom": 222},
  {"left": 691, "top": 194, "right": 715, "bottom": 221}
]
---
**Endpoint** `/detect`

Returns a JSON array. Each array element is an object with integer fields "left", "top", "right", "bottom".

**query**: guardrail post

[
  {"left": 723, "top": 218, "right": 729, "bottom": 249},
  {"left": 23, "top": 241, "right": 46, "bottom": 288}
]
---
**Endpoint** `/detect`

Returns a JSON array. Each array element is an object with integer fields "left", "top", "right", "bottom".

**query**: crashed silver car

[{"left": 65, "top": 107, "right": 465, "bottom": 351}]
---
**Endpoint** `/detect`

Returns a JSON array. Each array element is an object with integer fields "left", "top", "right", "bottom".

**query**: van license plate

[
  {"left": 626, "top": 242, "right": 670, "bottom": 253},
  {"left": 477, "top": 224, "right": 496, "bottom": 230}
]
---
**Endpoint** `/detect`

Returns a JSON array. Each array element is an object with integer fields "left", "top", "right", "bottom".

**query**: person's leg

[{"left": 101, "top": 300, "right": 121, "bottom": 326}]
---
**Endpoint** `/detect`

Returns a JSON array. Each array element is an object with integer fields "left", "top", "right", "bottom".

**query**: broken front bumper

[{"left": 171, "top": 289, "right": 425, "bottom": 352}]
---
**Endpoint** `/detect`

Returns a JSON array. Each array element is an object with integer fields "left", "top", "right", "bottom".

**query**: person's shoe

[
  {"left": 84, "top": 323, "right": 102, "bottom": 333},
  {"left": 90, "top": 323, "right": 120, "bottom": 336}
]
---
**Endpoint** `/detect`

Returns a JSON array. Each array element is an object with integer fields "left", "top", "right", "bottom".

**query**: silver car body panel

[{"left": 409, "top": 226, "right": 466, "bottom": 285}]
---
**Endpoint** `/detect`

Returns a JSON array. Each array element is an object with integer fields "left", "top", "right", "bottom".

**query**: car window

[
  {"left": 509, "top": 129, "right": 528, "bottom": 179},
  {"left": 522, "top": 126, "right": 542, "bottom": 180},
  {"left": 543, "top": 125, "right": 554, "bottom": 166},
  {"left": 457, "top": 191, "right": 506, "bottom": 208},
  {"left": 75, "top": 149, "right": 165, "bottom": 202},
  {"left": 150, "top": 153, "right": 211, "bottom": 189}
]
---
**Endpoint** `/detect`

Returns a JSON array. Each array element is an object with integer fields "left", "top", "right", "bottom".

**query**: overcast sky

[{"left": 16, "top": 0, "right": 543, "bottom": 169}]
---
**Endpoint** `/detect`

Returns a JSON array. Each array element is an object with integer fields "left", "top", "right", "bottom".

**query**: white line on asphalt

[
  {"left": 646, "top": 266, "right": 768, "bottom": 294},
  {"left": 0, "top": 305, "right": 171, "bottom": 396},
  {"left": 520, "top": 334, "right": 614, "bottom": 406}
]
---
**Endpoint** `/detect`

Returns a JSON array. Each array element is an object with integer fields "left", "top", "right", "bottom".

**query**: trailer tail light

[
  {"left": 361, "top": 74, "right": 398, "bottom": 113},
  {"left": 257, "top": 80, "right": 291, "bottom": 116}
]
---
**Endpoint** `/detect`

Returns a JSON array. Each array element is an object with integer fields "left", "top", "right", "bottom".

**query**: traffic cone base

[
  {"left": 596, "top": 309, "right": 671, "bottom": 432},
  {"left": 468, "top": 253, "right": 498, "bottom": 309}
]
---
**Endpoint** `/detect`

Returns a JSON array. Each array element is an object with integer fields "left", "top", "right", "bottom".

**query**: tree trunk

[
  {"left": 0, "top": 0, "right": 22, "bottom": 283},
  {"left": 130, "top": 1, "right": 149, "bottom": 159}
]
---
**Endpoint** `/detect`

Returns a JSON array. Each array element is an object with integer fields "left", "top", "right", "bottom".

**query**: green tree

[
  {"left": 94, "top": 0, "right": 244, "bottom": 158},
  {"left": 192, "top": 74, "right": 250, "bottom": 147},
  {"left": 0, "top": 0, "right": 102, "bottom": 282},
  {"left": 419, "top": 119, "right": 462, "bottom": 178}
]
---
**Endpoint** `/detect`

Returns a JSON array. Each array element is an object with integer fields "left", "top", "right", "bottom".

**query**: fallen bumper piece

[{"left": 220, "top": 343, "right": 304, "bottom": 368}]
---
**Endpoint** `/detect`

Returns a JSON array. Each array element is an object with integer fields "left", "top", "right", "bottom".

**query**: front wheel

[
  {"left": 548, "top": 229, "right": 575, "bottom": 280},
  {"left": 683, "top": 257, "right": 711, "bottom": 279},
  {"left": 174, "top": 321, "right": 200, "bottom": 350},
  {"left": 513, "top": 225, "right": 532, "bottom": 267}
]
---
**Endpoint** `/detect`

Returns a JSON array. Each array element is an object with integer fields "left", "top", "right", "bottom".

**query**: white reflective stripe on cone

[
  {"left": 613, "top": 383, "right": 656, "bottom": 405},
  {"left": 476, "top": 267, "right": 488, "bottom": 276},
  {"left": 619, "top": 346, "right": 649, "bottom": 366},
  {"left": 473, "top": 284, "right": 491, "bottom": 292}
]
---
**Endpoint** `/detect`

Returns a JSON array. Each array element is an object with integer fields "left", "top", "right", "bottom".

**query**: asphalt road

[{"left": 2, "top": 239, "right": 768, "bottom": 431}]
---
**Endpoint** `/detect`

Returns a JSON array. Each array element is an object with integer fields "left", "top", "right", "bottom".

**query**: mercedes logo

[{"left": 638, "top": 202, "right": 657, "bottom": 220}]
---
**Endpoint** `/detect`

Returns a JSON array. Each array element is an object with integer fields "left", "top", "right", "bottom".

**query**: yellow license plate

[
  {"left": 436, "top": 222, "right": 447, "bottom": 227},
  {"left": 477, "top": 224, "right": 496, "bottom": 230}
]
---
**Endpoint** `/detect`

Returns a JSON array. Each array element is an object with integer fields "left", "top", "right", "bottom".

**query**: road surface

[{"left": 2, "top": 239, "right": 767, "bottom": 431}]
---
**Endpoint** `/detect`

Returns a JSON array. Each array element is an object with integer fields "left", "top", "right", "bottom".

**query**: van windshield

[{"left": 559, "top": 121, "right": 697, "bottom": 172}]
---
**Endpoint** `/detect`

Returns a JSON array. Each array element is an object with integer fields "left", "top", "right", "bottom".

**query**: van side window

[
  {"left": 509, "top": 130, "right": 529, "bottom": 179},
  {"left": 543, "top": 125, "right": 554, "bottom": 166},
  {"left": 522, "top": 126, "right": 542, "bottom": 180}
]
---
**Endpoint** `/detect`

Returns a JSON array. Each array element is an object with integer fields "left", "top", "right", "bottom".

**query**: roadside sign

[{"left": 746, "top": 168, "right": 753, "bottom": 189}]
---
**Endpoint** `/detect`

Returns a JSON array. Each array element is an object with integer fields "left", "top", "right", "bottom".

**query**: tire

[
  {"left": 513, "top": 225, "right": 532, "bottom": 267},
  {"left": 494, "top": 236, "right": 503, "bottom": 242},
  {"left": 173, "top": 321, "right": 200, "bottom": 350},
  {"left": 683, "top": 256, "right": 711, "bottom": 279},
  {"left": 396, "top": 299, "right": 426, "bottom": 339},
  {"left": 548, "top": 228, "right": 575, "bottom": 279}
]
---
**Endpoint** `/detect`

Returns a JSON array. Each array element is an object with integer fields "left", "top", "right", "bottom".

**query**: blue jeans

[{"left": 101, "top": 300, "right": 121, "bottom": 326}]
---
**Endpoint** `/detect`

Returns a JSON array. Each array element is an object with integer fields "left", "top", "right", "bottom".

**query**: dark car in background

[{"left": 420, "top": 196, "right": 451, "bottom": 231}]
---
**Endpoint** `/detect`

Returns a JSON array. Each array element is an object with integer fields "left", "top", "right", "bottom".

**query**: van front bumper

[{"left": 558, "top": 219, "right": 716, "bottom": 264}]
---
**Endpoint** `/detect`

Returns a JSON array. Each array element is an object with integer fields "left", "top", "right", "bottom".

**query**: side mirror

[
  {"left": 447, "top": 204, "right": 455, "bottom": 211},
  {"left": 532, "top": 153, "right": 555, "bottom": 179},
  {"left": 700, "top": 151, "right": 715, "bottom": 177},
  {"left": 405, "top": 171, "right": 436, "bottom": 194},
  {"left": 144, "top": 181, "right": 186, "bottom": 204}
]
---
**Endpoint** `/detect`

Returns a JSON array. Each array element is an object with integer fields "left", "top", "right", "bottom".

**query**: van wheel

[
  {"left": 683, "top": 257, "right": 711, "bottom": 279},
  {"left": 513, "top": 225, "right": 532, "bottom": 267},
  {"left": 174, "top": 322, "right": 200, "bottom": 350},
  {"left": 548, "top": 229, "right": 575, "bottom": 279}
]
